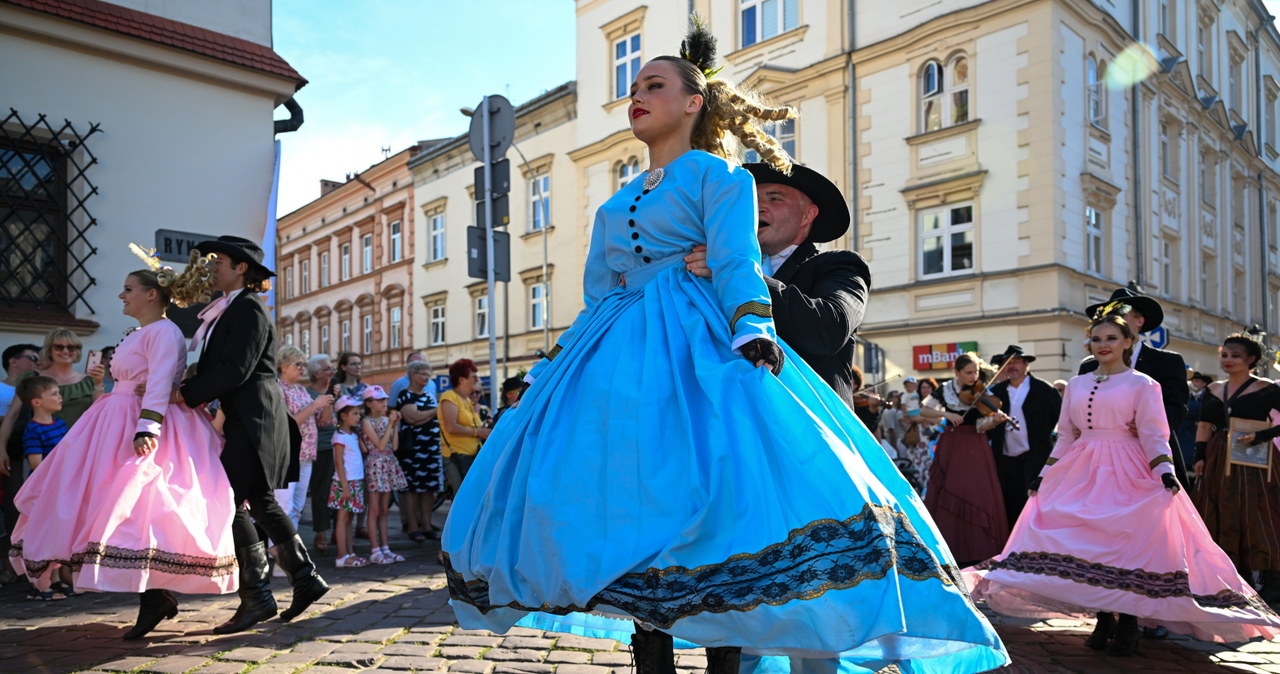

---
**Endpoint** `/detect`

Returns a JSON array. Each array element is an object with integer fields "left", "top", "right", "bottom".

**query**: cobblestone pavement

[{"left": 1, "top": 509, "right": 1278, "bottom": 673}]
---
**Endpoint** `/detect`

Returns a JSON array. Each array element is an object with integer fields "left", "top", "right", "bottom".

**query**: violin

[
  {"left": 852, "top": 374, "right": 903, "bottom": 413},
  {"left": 956, "top": 366, "right": 1021, "bottom": 431}
]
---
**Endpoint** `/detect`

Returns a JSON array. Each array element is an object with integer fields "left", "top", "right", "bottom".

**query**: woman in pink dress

[
  {"left": 966, "top": 310, "right": 1280, "bottom": 655},
  {"left": 9, "top": 262, "right": 236, "bottom": 640}
]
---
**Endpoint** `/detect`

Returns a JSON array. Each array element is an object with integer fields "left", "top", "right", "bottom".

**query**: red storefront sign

[{"left": 913, "top": 342, "right": 979, "bottom": 370}]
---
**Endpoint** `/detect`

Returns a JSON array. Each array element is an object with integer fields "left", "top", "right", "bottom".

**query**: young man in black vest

[
  {"left": 685, "top": 163, "right": 870, "bottom": 406},
  {"left": 180, "top": 236, "right": 328, "bottom": 634},
  {"left": 986, "top": 345, "right": 1061, "bottom": 528}
]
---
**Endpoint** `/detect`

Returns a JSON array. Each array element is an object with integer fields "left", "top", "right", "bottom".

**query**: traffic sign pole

[{"left": 482, "top": 96, "right": 498, "bottom": 417}]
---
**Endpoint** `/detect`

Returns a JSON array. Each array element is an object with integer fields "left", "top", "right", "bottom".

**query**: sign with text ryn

[{"left": 913, "top": 342, "right": 979, "bottom": 370}]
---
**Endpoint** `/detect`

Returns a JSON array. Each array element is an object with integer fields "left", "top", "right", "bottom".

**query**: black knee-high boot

[
  {"left": 122, "top": 589, "right": 178, "bottom": 640},
  {"left": 631, "top": 627, "right": 676, "bottom": 674},
  {"left": 1108, "top": 613, "right": 1140, "bottom": 656},
  {"left": 213, "top": 542, "right": 277, "bottom": 635},
  {"left": 704, "top": 646, "right": 742, "bottom": 674},
  {"left": 275, "top": 533, "right": 330, "bottom": 621}
]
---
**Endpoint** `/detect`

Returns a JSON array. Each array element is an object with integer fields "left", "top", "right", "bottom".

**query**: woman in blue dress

[{"left": 442, "top": 23, "right": 1008, "bottom": 674}]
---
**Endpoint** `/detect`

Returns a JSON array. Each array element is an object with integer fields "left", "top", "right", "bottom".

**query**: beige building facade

[
  {"left": 275, "top": 146, "right": 426, "bottom": 389},
  {"left": 374, "top": 0, "right": 1280, "bottom": 388}
]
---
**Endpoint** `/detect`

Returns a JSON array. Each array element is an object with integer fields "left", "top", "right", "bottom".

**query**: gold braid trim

[
  {"left": 1045, "top": 457, "right": 1059, "bottom": 466},
  {"left": 730, "top": 301, "right": 772, "bottom": 335},
  {"left": 1149, "top": 455, "right": 1173, "bottom": 469},
  {"left": 546, "top": 344, "right": 563, "bottom": 361},
  {"left": 139, "top": 409, "right": 164, "bottom": 424}
]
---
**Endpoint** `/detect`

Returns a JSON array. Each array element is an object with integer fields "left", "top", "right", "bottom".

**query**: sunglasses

[
  {"left": 15, "top": 354, "right": 37, "bottom": 362},
  {"left": 51, "top": 344, "right": 80, "bottom": 352}
]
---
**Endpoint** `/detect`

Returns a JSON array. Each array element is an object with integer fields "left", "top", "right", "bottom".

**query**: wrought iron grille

[{"left": 0, "top": 108, "right": 101, "bottom": 314}]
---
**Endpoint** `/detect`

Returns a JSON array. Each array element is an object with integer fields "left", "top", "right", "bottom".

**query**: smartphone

[{"left": 86, "top": 349, "right": 102, "bottom": 372}]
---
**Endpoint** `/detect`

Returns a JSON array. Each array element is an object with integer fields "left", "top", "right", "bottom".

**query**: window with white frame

[
  {"left": 1271, "top": 202, "right": 1279, "bottom": 253},
  {"left": 389, "top": 306, "right": 402, "bottom": 349},
  {"left": 389, "top": 220, "right": 402, "bottom": 262},
  {"left": 300, "top": 259, "right": 310, "bottom": 293},
  {"left": 744, "top": 119, "right": 797, "bottom": 163},
  {"left": 362, "top": 314, "right": 373, "bottom": 354},
  {"left": 614, "top": 33, "right": 641, "bottom": 100},
  {"left": 618, "top": 157, "right": 641, "bottom": 190},
  {"left": 1233, "top": 270, "right": 1245, "bottom": 317},
  {"left": 284, "top": 331, "right": 294, "bottom": 346},
  {"left": 320, "top": 252, "right": 330, "bottom": 287},
  {"left": 1160, "top": 121, "right": 1181, "bottom": 181},
  {"left": 1157, "top": 238, "right": 1174, "bottom": 294},
  {"left": 1201, "top": 254, "right": 1216, "bottom": 307},
  {"left": 918, "top": 203, "right": 975, "bottom": 278},
  {"left": 530, "top": 172, "right": 551, "bottom": 232},
  {"left": 1229, "top": 52, "right": 1244, "bottom": 112},
  {"left": 429, "top": 213, "right": 446, "bottom": 262},
  {"left": 301, "top": 328, "right": 311, "bottom": 356},
  {"left": 1087, "top": 56, "right": 1106, "bottom": 128},
  {"left": 530, "top": 283, "right": 546, "bottom": 329},
  {"left": 475, "top": 294, "right": 489, "bottom": 338},
  {"left": 1159, "top": 0, "right": 1172, "bottom": 37},
  {"left": 919, "top": 56, "right": 970, "bottom": 133},
  {"left": 340, "top": 243, "right": 351, "bottom": 281},
  {"left": 340, "top": 319, "right": 351, "bottom": 352},
  {"left": 430, "top": 305, "right": 446, "bottom": 346},
  {"left": 361, "top": 233, "right": 373, "bottom": 274},
  {"left": 1085, "top": 207, "right": 1104, "bottom": 275},
  {"left": 1160, "top": 123, "right": 1171, "bottom": 178},
  {"left": 741, "top": 0, "right": 798, "bottom": 48},
  {"left": 320, "top": 324, "right": 330, "bottom": 356},
  {"left": 1267, "top": 90, "right": 1277, "bottom": 148},
  {"left": 1200, "top": 149, "right": 1216, "bottom": 205},
  {"left": 284, "top": 266, "right": 293, "bottom": 299},
  {"left": 1197, "top": 20, "right": 1212, "bottom": 80}
]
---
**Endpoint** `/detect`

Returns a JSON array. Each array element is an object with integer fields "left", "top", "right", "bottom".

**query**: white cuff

[{"left": 731, "top": 332, "right": 771, "bottom": 355}]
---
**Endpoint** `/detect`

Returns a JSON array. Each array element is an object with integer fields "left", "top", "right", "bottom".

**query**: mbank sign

[{"left": 913, "top": 342, "right": 979, "bottom": 370}]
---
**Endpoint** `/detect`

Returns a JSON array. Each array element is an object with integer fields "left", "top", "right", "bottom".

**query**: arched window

[
  {"left": 618, "top": 157, "right": 641, "bottom": 190},
  {"left": 920, "top": 61, "right": 943, "bottom": 132},
  {"left": 1087, "top": 56, "right": 1106, "bottom": 127},
  {"left": 919, "top": 56, "right": 971, "bottom": 133}
]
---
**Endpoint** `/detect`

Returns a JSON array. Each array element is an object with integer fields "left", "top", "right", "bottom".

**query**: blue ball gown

[{"left": 441, "top": 150, "right": 1009, "bottom": 674}]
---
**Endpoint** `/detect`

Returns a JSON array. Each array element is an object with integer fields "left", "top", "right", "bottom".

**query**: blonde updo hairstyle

[
  {"left": 162, "top": 249, "right": 217, "bottom": 308},
  {"left": 654, "top": 18, "right": 797, "bottom": 174}
]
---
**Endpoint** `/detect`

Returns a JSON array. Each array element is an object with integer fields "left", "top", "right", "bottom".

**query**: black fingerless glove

[
  {"left": 1194, "top": 441, "right": 1208, "bottom": 464},
  {"left": 740, "top": 338, "right": 785, "bottom": 376},
  {"left": 1161, "top": 472, "right": 1180, "bottom": 494},
  {"left": 1027, "top": 476, "right": 1043, "bottom": 492},
  {"left": 1256, "top": 425, "right": 1280, "bottom": 444},
  {"left": 133, "top": 432, "right": 156, "bottom": 442}
]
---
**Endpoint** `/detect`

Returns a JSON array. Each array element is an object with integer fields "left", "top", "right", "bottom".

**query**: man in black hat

[
  {"left": 1079, "top": 286, "right": 1190, "bottom": 486},
  {"left": 684, "top": 163, "right": 870, "bottom": 405},
  {"left": 986, "top": 345, "right": 1061, "bottom": 528},
  {"left": 179, "top": 236, "right": 328, "bottom": 634}
]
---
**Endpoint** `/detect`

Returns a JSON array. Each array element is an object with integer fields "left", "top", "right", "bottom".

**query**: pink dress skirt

[{"left": 10, "top": 320, "right": 237, "bottom": 595}]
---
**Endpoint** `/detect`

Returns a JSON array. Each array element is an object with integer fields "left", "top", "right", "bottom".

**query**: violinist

[
  {"left": 986, "top": 345, "right": 1062, "bottom": 528},
  {"left": 918, "top": 352, "right": 1011, "bottom": 563},
  {"left": 849, "top": 364, "right": 882, "bottom": 433}
]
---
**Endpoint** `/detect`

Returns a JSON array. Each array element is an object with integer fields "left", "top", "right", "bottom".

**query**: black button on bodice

[
  {"left": 643, "top": 256, "right": 652, "bottom": 263},
  {"left": 628, "top": 219, "right": 636, "bottom": 227},
  {"left": 634, "top": 196, "right": 642, "bottom": 202},
  {"left": 630, "top": 233, "right": 639, "bottom": 240},
  {"left": 642, "top": 189, "right": 650, "bottom": 195},
  {"left": 629, "top": 205, "right": 636, "bottom": 212},
  {"left": 635, "top": 245, "right": 643, "bottom": 253}
]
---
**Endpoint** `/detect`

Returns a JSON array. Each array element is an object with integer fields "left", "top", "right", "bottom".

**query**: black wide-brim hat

[
  {"left": 743, "top": 163, "right": 850, "bottom": 243},
  {"left": 991, "top": 344, "right": 1036, "bottom": 366},
  {"left": 194, "top": 235, "right": 275, "bottom": 278},
  {"left": 1085, "top": 287, "right": 1163, "bottom": 332}
]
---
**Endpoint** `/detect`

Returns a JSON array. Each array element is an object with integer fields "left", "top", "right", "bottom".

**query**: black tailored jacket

[
  {"left": 765, "top": 241, "right": 871, "bottom": 407},
  {"left": 987, "top": 374, "right": 1062, "bottom": 480},
  {"left": 1079, "top": 344, "right": 1190, "bottom": 481},
  {"left": 181, "top": 290, "right": 292, "bottom": 492}
]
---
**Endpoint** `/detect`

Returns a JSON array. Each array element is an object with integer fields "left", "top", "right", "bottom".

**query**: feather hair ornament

[
  {"left": 679, "top": 15, "right": 723, "bottom": 79},
  {"left": 129, "top": 243, "right": 163, "bottom": 271},
  {"left": 1091, "top": 300, "right": 1131, "bottom": 322}
]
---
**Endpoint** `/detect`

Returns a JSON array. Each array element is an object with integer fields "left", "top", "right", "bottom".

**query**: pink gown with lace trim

[
  {"left": 10, "top": 319, "right": 237, "bottom": 594},
  {"left": 964, "top": 369, "right": 1280, "bottom": 643}
]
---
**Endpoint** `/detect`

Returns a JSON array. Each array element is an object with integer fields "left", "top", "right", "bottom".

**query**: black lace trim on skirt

[
  {"left": 976, "top": 551, "right": 1270, "bottom": 611},
  {"left": 12, "top": 541, "right": 237, "bottom": 578},
  {"left": 446, "top": 503, "right": 961, "bottom": 628}
]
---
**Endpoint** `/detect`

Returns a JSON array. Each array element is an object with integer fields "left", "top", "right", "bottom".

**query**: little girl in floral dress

[{"left": 361, "top": 386, "right": 408, "bottom": 564}]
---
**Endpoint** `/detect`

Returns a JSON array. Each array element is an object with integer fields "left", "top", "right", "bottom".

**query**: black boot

[
  {"left": 1084, "top": 611, "right": 1115, "bottom": 650},
  {"left": 631, "top": 627, "right": 676, "bottom": 674},
  {"left": 274, "top": 534, "right": 330, "bottom": 622},
  {"left": 1107, "top": 613, "right": 1140, "bottom": 656},
  {"left": 1259, "top": 571, "right": 1280, "bottom": 606},
  {"left": 213, "top": 542, "right": 277, "bottom": 635},
  {"left": 704, "top": 646, "right": 741, "bottom": 674},
  {"left": 122, "top": 589, "right": 178, "bottom": 640}
]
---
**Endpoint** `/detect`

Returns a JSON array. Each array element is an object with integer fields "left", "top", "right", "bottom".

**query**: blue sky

[{"left": 273, "top": 1, "right": 576, "bottom": 214}]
